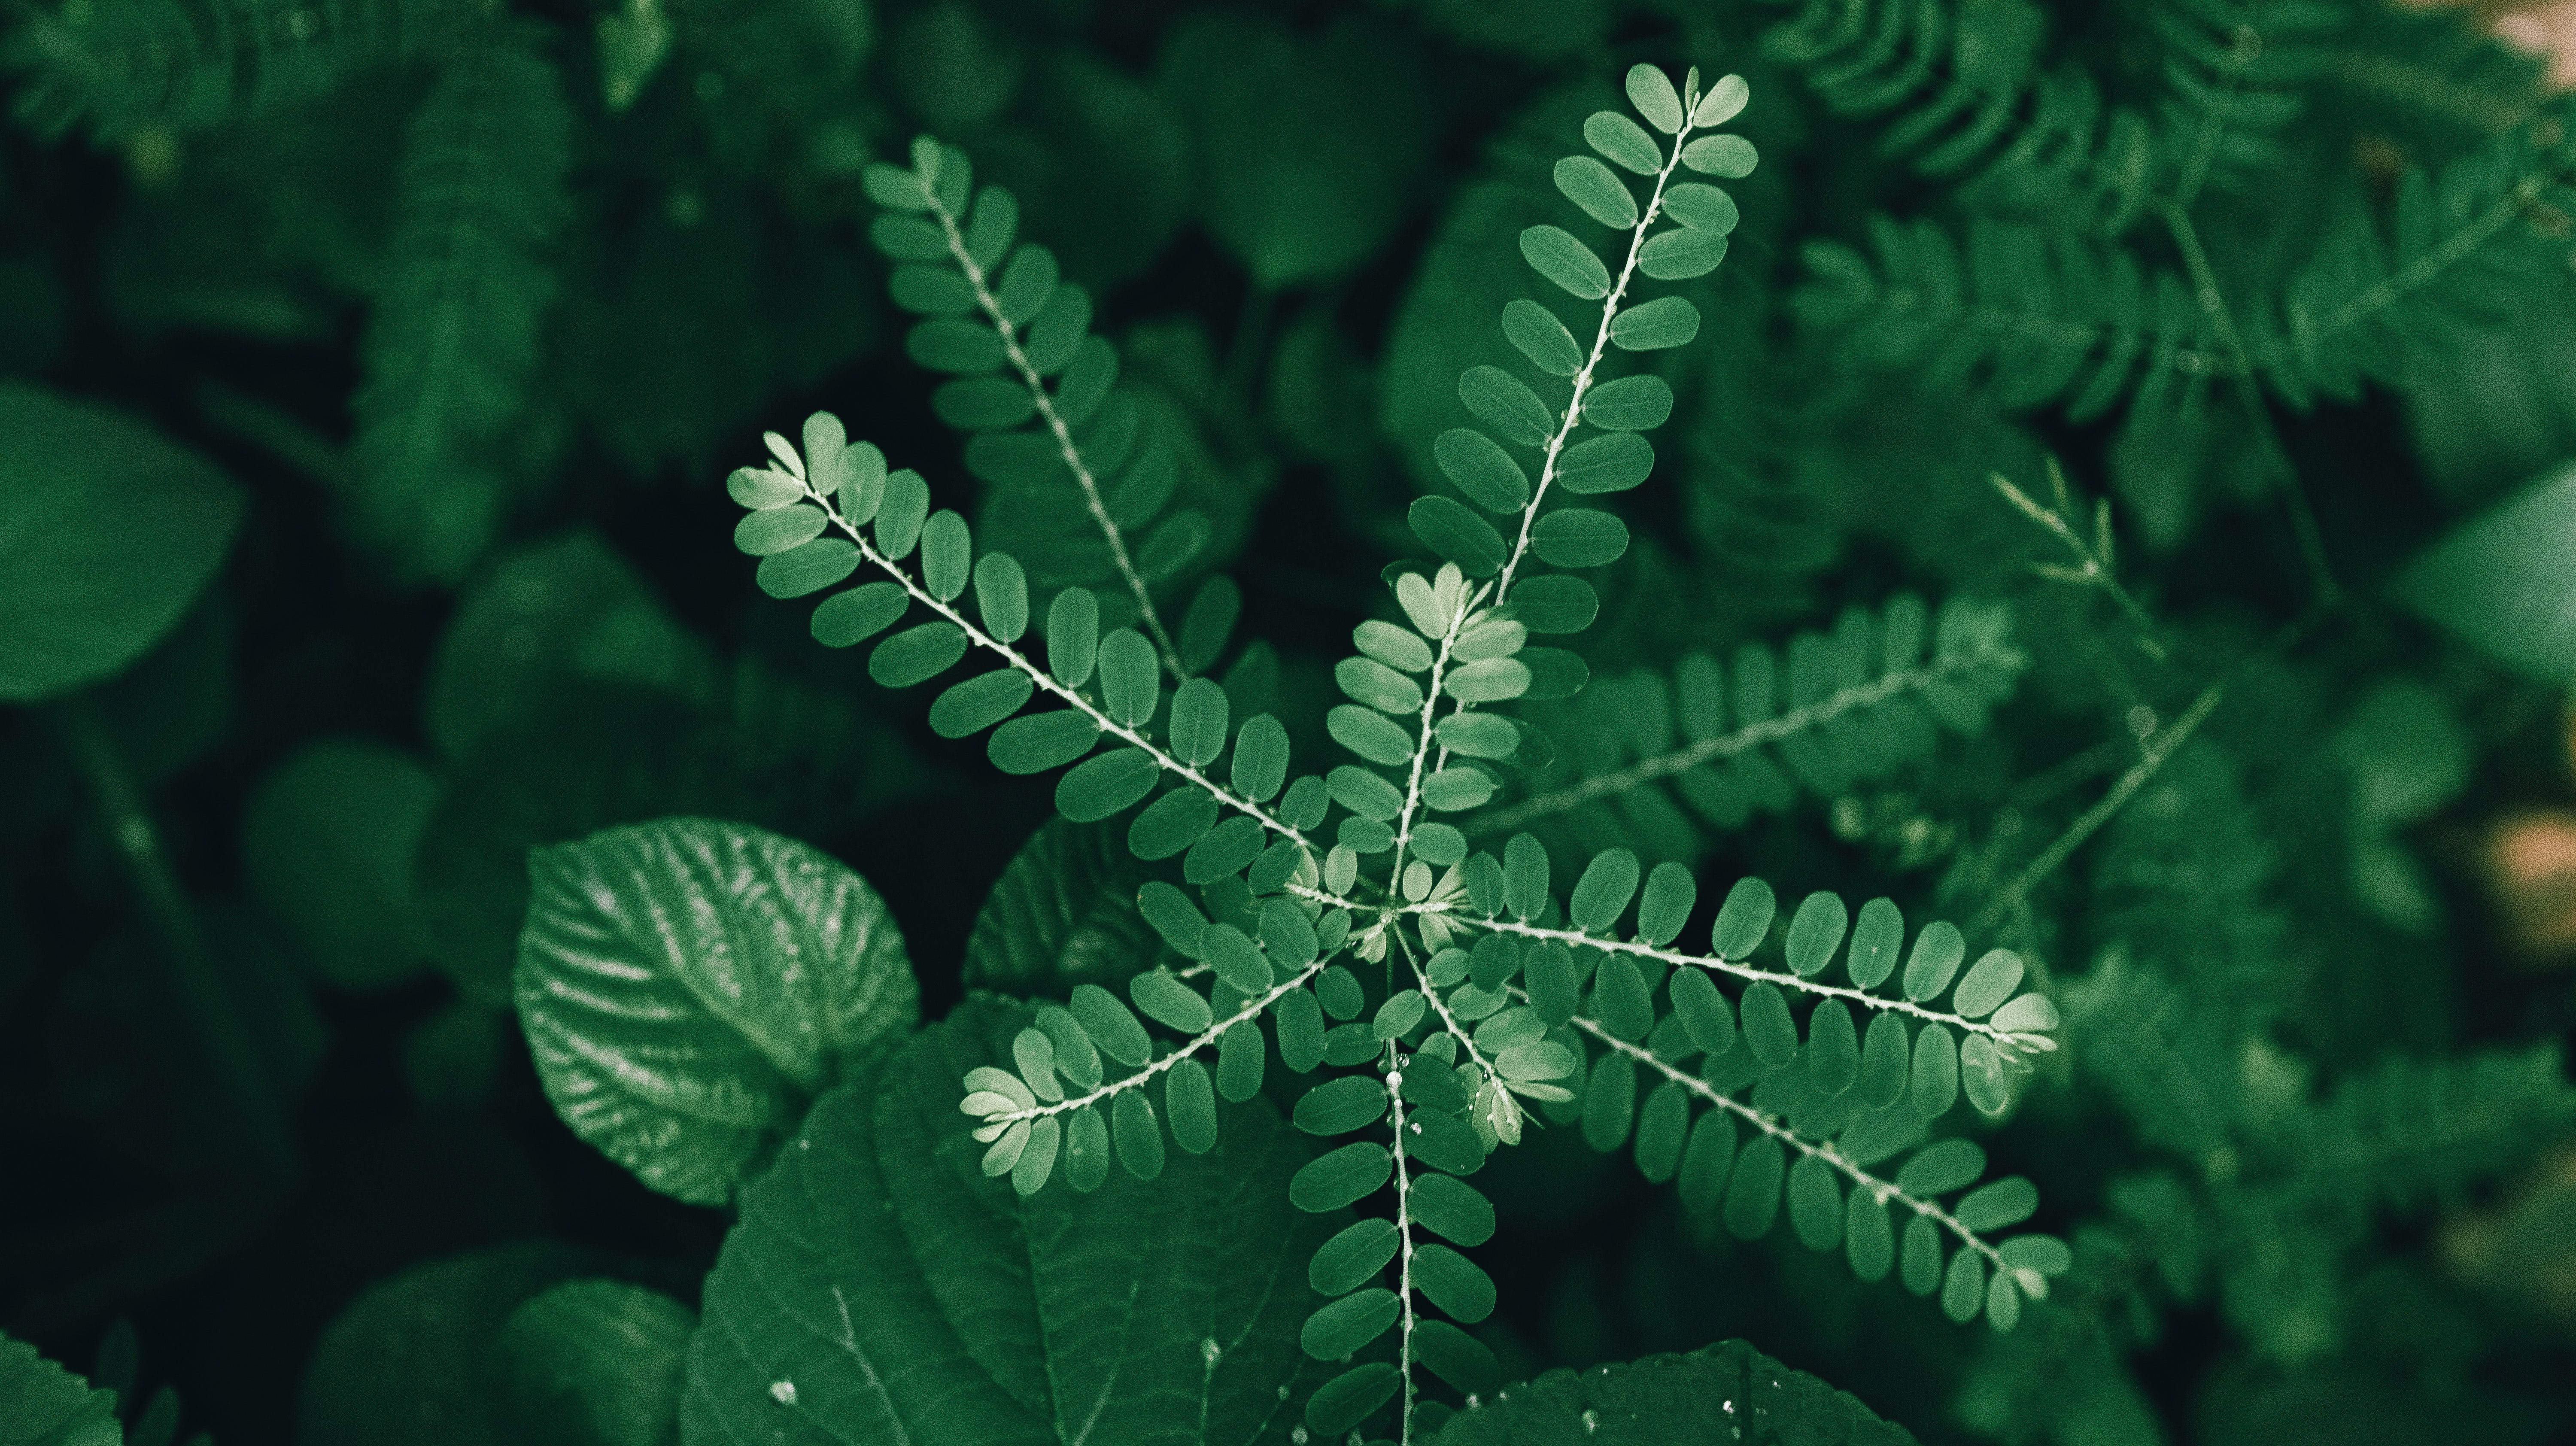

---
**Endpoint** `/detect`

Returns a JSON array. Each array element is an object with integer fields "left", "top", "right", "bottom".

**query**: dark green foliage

[{"left": 11, "top": 3, "right": 2576, "bottom": 1444}]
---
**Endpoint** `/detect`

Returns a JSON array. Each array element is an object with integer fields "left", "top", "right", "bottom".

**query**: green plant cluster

[{"left": 6, "top": 1, "right": 2576, "bottom": 1445}]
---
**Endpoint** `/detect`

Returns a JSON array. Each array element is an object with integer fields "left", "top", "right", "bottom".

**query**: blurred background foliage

[{"left": 9, "top": 0, "right": 2576, "bottom": 1441}]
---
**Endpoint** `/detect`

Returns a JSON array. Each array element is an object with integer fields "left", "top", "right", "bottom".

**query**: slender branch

[
  {"left": 1460, "top": 914, "right": 2036, "bottom": 1046},
  {"left": 50, "top": 699, "right": 296, "bottom": 1186},
  {"left": 922, "top": 189, "right": 1185, "bottom": 678},
  {"left": 1990, "top": 465, "right": 2167, "bottom": 658},
  {"left": 1968, "top": 680, "right": 2223, "bottom": 933},
  {"left": 1386, "top": 1050, "right": 1420, "bottom": 1445},
  {"left": 1493, "top": 116, "right": 1695, "bottom": 605},
  {"left": 983, "top": 959, "right": 1331, "bottom": 1124},
  {"left": 2158, "top": 204, "right": 2336, "bottom": 605},
  {"left": 791, "top": 465, "right": 1315, "bottom": 850},
  {"left": 1464, "top": 641, "right": 2023, "bottom": 837},
  {"left": 1406, "top": 951, "right": 1502, "bottom": 1085},
  {"left": 1563, "top": 1010, "right": 2012, "bottom": 1272},
  {"left": 1387, "top": 590, "right": 1473, "bottom": 884}
]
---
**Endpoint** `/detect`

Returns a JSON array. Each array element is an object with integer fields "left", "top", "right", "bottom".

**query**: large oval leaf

[
  {"left": 1431, "top": 1338, "right": 1914, "bottom": 1444},
  {"left": 683, "top": 998, "right": 1341, "bottom": 1443},
  {"left": 0, "top": 385, "right": 243, "bottom": 702},
  {"left": 515, "top": 817, "right": 920, "bottom": 1205}
]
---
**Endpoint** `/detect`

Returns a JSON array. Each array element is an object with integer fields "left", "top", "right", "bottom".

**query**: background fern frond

[
  {"left": 6, "top": 0, "right": 487, "bottom": 140},
  {"left": 1487, "top": 593, "right": 2025, "bottom": 861},
  {"left": 346, "top": 29, "right": 571, "bottom": 585}
]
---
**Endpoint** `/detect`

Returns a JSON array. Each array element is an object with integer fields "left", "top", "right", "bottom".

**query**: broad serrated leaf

[
  {"left": 515, "top": 818, "right": 920, "bottom": 1205},
  {"left": 685, "top": 1000, "right": 1339, "bottom": 1441}
]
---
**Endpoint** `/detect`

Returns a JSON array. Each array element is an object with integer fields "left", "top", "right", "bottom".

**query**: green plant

[{"left": 10, "top": 2, "right": 2576, "bottom": 1444}]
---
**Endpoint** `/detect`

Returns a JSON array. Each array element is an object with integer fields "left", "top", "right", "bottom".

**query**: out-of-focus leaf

[
  {"left": 492, "top": 1280, "right": 694, "bottom": 1446},
  {"left": 0, "top": 385, "right": 243, "bottom": 702},
  {"left": 301, "top": 1243, "right": 602, "bottom": 1446},
  {"left": 1158, "top": 13, "right": 1432, "bottom": 287},
  {"left": 243, "top": 738, "right": 440, "bottom": 990},
  {"left": 2398, "top": 460, "right": 2576, "bottom": 682}
]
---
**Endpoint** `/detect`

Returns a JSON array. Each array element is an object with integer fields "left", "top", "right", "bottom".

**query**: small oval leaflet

[
  {"left": 1911, "top": 1023, "right": 1961, "bottom": 1117},
  {"left": 1217, "top": 1022, "right": 1265, "bottom": 1102},
  {"left": 1637, "top": 227, "right": 1728, "bottom": 281},
  {"left": 1953, "top": 949, "right": 2026, "bottom": 1018},
  {"left": 1723, "top": 1134, "right": 1786, "bottom": 1239},
  {"left": 1070, "top": 983, "right": 1151, "bottom": 1066},
  {"left": 1557, "top": 432, "right": 1655, "bottom": 494},
  {"left": 1274, "top": 987, "right": 1327, "bottom": 1072},
  {"left": 1785, "top": 890, "right": 1850, "bottom": 977},
  {"left": 1808, "top": 1001, "right": 1860, "bottom": 1097},
  {"left": 735, "top": 503, "right": 828, "bottom": 556},
  {"left": 1741, "top": 982, "right": 1798, "bottom": 1067},
  {"left": 1848, "top": 897, "right": 1904, "bottom": 988},
  {"left": 1169, "top": 677, "right": 1229, "bottom": 766},
  {"left": 1435, "top": 427, "right": 1532, "bottom": 513},
  {"left": 1047, "top": 586, "right": 1100, "bottom": 687},
  {"left": 1129, "top": 968, "right": 1213, "bottom": 1035},
  {"left": 1097, "top": 628, "right": 1160, "bottom": 726},
  {"left": 1165, "top": 1059, "right": 1218, "bottom": 1155},
  {"left": 1056, "top": 747, "right": 1159, "bottom": 821},
  {"left": 1635, "top": 1081, "right": 1689, "bottom": 1182},
  {"left": 1410, "top": 1171, "right": 1496, "bottom": 1247},
  {"left": 1847, "top": 1189, "right": 1894, "bottom": 1280},
  {"left": 1501, "top": 298, "right": 1583, "bottom": 378},
  {"left": 1710, "top": 876, "right": 1777, "bottom": 957},
  {"left": 1903, "top": 920, "right": 1968, "bottom": 1002},
  {"left": 1129, "top": 786, "right": 1216, "bottom": 861},
  {"left": 1200, "top": 923, "right": 1274, "bottom": 994},
  {"left": 1232, "top": 714, "right": 1291, "bottom": 801},
  {"left": 1859, "top": 1011, "right": 1911, "bottom": 1107},
  {"left": 876, "top": 470, "right": 931, "bottom": 558},
  {"left": 1788, "top": 1154, "right": 1844, "bottom": 1251},
  {"left": 811, "top": 582, "right": 908, "bottom": 647},
  {"left": 1581, "top": 374, "right": 1675, "bottom": 431},
  {"left": 1671, "top": 968, "right": 1735, "bottom": 1055},
  {"left": 1302, "top": 1288, "right": 1400, "bottom": 1361},
  {"left": 1531, "top": 507, "right": 1630, "bottom": 568},
  {"left": 1310, "top": 1218, "right": 1400, "bottom": 1295},
  {"left": 1520, "top": 225, "right": 1611, "bottom": 299},
  {"left": 1413, "top": 1244, "right": 1497, "bottom": 1323},
  {"left": 1297, "top": 1077, "right": 1389, "bottom": 1136},
  {"left": 1682, "top": 133, "right": 1759, "bottom": 177},
  {"left": 988, "top": 711, "right": 1100, "bottom": 774},
  {"left": 1626, "top": 62, "right": 1685, "bottom": 134},
  {"left": 1662, "top": 182, "right": 1741, "bottom": 235},
  {"left": 1290, "top": 1142, "right": 1394, "bottom": 1212},
  {"left": 919, "top": 510, "right": 971, "bottom": 600},
  {"left": 1459, "top": 365, "right": 1556, "bottom": 448},
  {"left": 1410, "top": 497, "right": 1508, "bottom": 578},
  {"left": 1554, "top": 155, "right": 1639, "bottom": 228},
  {"left": 1897, "top": 1137, "right": 1985, "bottom": 1195},
  {"left": 758, "top": 539, "right": 860, "bottom": 598},
  {"left": 869, "top": 622, "right": 969, "bottom": 689},
  {"left": 1112, "top": 1088, "right": 1164, "bottom": 1181},
  {"left": 1584, "top": 109, "right": 1662, "bottom": 174},
  {"left": 1609, "top": 295, "right": 1701, "bottom": 351},
  {"left": 1636, "top": 861, "right": 1696, "bottom": 945},
  {"left": 973, "top": 552, "right": 1028, "bottom": 641},
  {"left": 928, "top": 668, "right": 1032, "bottom": 737},
  {"left": 1961, "top": 1034, "right": 2011, "bottom": 1115}
]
